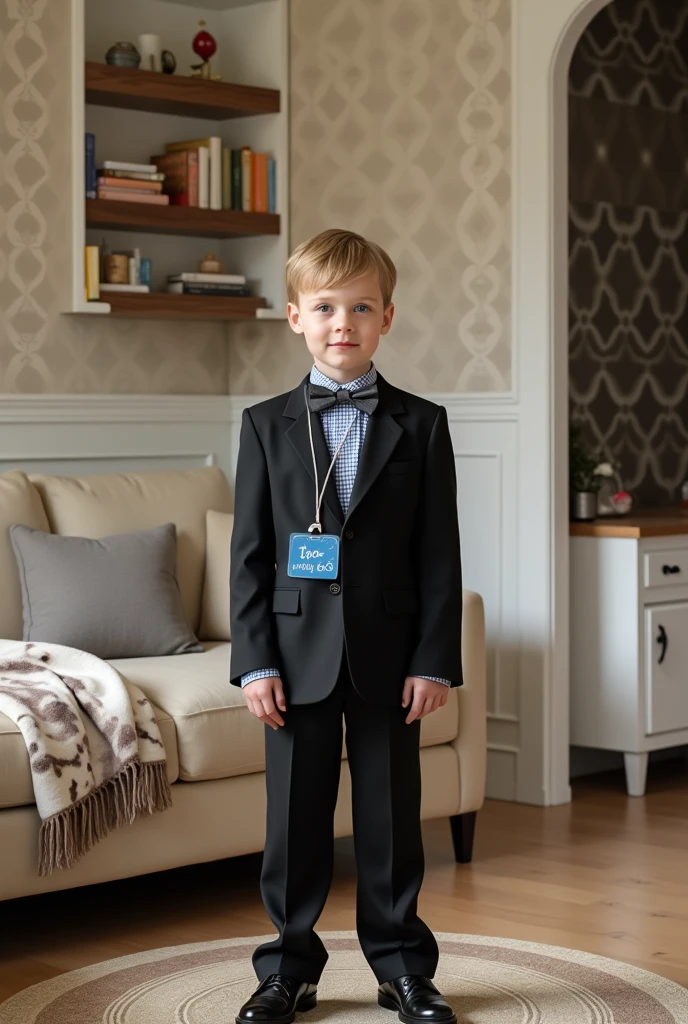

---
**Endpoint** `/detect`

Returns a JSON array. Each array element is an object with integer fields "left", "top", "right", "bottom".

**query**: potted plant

[{"left": 569, "top": 422, "right": 600, "bottom": 521}]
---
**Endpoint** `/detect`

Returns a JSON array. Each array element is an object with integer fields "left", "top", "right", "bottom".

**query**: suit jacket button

[
  {"left": 345, "top": 529, "right": 354, "bottom": 540},
  {"left": 329, "top": 583, "right": 341, "bottom": 595}
]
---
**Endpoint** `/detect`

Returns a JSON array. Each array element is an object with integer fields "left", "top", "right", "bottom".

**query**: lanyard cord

[{"left": 305, "top": 386, "right": 356, "bottom": 534}]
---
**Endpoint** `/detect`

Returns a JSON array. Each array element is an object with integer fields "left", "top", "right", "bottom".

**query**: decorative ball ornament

[
  {"left": 190, "top": 20, "right": 221, "bottom": 80},
  {"left": 192, "top": 21, "right": 217, "bottom": 61}
]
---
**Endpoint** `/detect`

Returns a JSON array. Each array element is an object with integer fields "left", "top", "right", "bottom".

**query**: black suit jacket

[{"left": 229, "top": 372, "right": 463, "bottom": 706}]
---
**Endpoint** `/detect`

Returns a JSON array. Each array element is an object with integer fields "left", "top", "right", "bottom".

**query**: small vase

[{"left": 571, "top": 491, "right": 597, "bottom": 522}]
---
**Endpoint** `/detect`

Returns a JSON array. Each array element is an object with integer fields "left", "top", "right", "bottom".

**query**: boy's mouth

[{"left": 329, "top": 342, "right": 357, "bottom": 348}]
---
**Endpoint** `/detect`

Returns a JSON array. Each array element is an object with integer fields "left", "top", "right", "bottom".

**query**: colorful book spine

[
  {"left": 167, "top": 283, "right": 250, "bottom": 296},
  {"left": 209, "top": 137, "right": 222, "bottom": 210},
  {"left": 268, "top": 157, "right": 276, "bottom": 213},
  {"left": 253, "top": 152, "right": 269, "bottom": 213},
  {"left": 222, "top": 146, "right": 230, "bottom": 210},
  {"left": 99, "top": 169, "right": 165, "bottom": 182},
  {"left": 84, "top": 245, "right": 100, "bottom": 300},
  {"left": 101, "top": 160, "right": 157, "bottom": 173},
  {"left": 241, "top": 147, "right": 253, "bottom": 212},
  {"left": 97, "top": 176, "right": 163, "bottom": 192},
  {"left": 97, "top": 185, "right": 163, "bottom": 196},
  {"left": 85, "top": 133, "right": 97, "bottom": 199},
  {"left": 231, "top": 149, "right": 242, "bottom": 210},
  {"left": 96, "top": 189, "right": 170, "bottom": 205},
  {"left": 140, "top": 258, "right": 152, "bottom": 287},
  {"left": 168, "top": 272, "right": 247, "bottom": 285}
]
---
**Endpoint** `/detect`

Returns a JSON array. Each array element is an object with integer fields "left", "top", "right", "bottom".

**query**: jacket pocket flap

[
  {"left": 383, "top": 588, "right": 417, "bottom": 614},
  {"left": 273, "top": 588, "right": 301, "bottom": 614}
]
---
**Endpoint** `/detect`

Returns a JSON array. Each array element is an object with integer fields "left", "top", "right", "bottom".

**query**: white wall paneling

[{"left": 0, "top": 395, "right": 233, "bottom": 479}]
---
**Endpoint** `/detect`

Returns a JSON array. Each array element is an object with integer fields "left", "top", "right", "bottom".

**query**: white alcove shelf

[{"left": 65, "top": 0, "right": 289, "bottom": 321}]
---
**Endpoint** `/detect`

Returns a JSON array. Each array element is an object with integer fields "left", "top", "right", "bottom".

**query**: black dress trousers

[{"left": 252, "top": 657, "right": 439, "bottom": 985}]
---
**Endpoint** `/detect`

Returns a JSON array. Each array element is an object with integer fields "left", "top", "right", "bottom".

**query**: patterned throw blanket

[{"left": 0, "top": 639, "right": 172, "bottom": 875}]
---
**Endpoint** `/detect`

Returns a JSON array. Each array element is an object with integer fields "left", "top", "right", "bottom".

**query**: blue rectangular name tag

[{"left": 287, "top": 532, "right": 340, "bottom": 580}]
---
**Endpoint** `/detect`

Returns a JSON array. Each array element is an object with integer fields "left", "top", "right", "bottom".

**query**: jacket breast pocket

[
  {"left": 383, "top": 588, "right": 417, "bottom": 614},
  {"left": 273, "top": 588, "right": 301, "bottom": 614}
]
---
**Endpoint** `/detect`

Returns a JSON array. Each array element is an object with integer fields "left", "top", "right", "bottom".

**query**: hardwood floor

[{"left": 1, "top": 759, "right": 687, "bottom": 1003}]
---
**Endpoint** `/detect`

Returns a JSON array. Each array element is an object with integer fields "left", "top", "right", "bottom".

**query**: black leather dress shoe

[
  {"left": 378, "top": 975, "right": 457, "bottom": 1023},
  {"left": 236, "top": 974, "right": 318, "bottom": 1024}
]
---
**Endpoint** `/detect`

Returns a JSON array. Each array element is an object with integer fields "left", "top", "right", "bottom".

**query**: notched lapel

[{"left": 284, "top": 381, "right": 344, "bottom": 525}]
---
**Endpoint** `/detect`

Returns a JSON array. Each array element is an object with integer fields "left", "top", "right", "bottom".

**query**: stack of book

[
  {"left": 96, "top": 161, "right": 169, "bottom": 205},
  {"left": 86, "top": 135, "right": 169, "bottom": 204},
  {"left": 152, "top": 137, "right": 276, "bottom": 212},
  {"left": 166, "top": 271, "right": 250, "bottom": 297}
]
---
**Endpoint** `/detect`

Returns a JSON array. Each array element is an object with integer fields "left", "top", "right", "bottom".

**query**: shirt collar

[{"left": 310, "top": 363, "right": 377, "bottom": 393}]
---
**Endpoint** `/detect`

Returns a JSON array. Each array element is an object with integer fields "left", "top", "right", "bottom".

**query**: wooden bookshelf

[
  {"left": 85, "top": 199, "right": 280, "bottom": 239},
  {"left": 101, "top": 292, "right": 267, "bottom": 320},
  {"left": 85, "top": 62, "right": 280, "bottom": 120},
  {"left": 69, "top": 1, "right": 289, "bottom": 320}
]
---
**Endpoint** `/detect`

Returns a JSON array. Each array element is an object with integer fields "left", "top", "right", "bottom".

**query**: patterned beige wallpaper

[
  {"left": 0, "top": 0, "right": 228, "bottom": 395},
  {"left": 230, "top": 0, "right": 512, "bottom": 395},
  {"left": 0, "top": 0, "right": 511, "bottom": 396}
]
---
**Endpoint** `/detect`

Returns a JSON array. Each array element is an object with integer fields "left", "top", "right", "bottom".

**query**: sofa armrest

[{"left": 452, "top": 589, "right": 487, "bottom": 814}]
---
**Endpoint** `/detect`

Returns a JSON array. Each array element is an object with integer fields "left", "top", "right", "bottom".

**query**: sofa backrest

[
  {"left": 0, "top": 471, "right": 51, "bottom": 639},
  {"left": 28, "top": 467, "right": 232, "bottom": 635}
]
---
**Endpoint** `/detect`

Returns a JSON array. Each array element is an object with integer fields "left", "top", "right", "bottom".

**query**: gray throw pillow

[{"left": 9, "top": 522, "right": 203, "bottom": 660}]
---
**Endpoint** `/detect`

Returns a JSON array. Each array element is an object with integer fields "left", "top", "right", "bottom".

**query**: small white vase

[{"left": 138, "top": 34, "right": 162, "bottom": 72}]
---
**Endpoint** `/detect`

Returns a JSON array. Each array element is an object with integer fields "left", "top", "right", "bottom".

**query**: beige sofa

[{"left": 0, "top": 466, "right": 486, "bottom": 903}]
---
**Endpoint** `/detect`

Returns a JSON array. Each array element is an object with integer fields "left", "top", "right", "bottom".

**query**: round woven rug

[{"left": 1, "top": 930, "right": 687, "bottom": 1023}]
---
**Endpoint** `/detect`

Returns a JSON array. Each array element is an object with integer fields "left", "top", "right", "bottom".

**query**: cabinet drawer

[
  {"left": 643, "top": 549, "right": 688, "bottom": 589},
  {"left": 645, "top": 602, "right": 688, "bottom": 734}
]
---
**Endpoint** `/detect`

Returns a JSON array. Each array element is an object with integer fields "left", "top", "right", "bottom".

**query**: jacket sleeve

[
  {"left": 229, "top": 408, "right": 280, "bottom": 686},
  {"left": 407, "top": 405, "right": 464, "bottom": 687}
]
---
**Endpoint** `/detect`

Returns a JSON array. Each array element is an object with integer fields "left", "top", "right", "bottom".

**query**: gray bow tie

[{"left": 307, "top": 382, "right": 379, "bottom": 415}]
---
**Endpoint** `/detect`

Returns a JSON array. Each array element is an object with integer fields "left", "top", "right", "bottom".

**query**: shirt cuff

[
  {"left": 417, "top": 675, "right": 452, "bottom": 686},
  {"left": 241, "top": 668, "right": 281, "bottom": 687}
]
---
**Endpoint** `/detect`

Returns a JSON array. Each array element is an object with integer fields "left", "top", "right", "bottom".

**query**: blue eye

[
  {"left": 354, "top": 304, "right": 370, "bottom": 313},
  {"left": 316, "top": 304, "right": 332, "bottom": 313}
]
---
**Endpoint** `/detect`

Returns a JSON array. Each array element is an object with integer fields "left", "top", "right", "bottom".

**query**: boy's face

[{"left": 287, "top": 270, "right": 394, "bottom": 382}]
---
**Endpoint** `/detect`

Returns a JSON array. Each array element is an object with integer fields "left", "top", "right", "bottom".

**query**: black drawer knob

[{"left": 662, "top": 564, "right": 681, "bottom": 575}]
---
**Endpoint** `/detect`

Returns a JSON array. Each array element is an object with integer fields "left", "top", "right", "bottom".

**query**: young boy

[{"left": 230, "top": 228, "right": 463, "bottom": 1024}]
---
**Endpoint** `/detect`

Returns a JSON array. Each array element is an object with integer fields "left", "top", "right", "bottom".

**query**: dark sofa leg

[{"left": 449, "top": 811, "right": 477, "bottom": 863}]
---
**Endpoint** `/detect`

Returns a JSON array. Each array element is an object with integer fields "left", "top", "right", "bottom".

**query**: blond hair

[{"left": 286, "top": 228, "right": 397, "bottom": 307}]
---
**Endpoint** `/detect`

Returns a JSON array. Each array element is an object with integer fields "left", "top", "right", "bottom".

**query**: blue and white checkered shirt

[{"left": 241, "top": 364, "right": 450, "bottom": 687}]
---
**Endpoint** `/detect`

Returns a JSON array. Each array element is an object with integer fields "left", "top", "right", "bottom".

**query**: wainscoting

[{"left": 0, "top": 392, "right": 522, "bottom": 803}]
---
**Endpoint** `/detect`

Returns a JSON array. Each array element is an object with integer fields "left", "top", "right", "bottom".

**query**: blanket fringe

[{"left": 38, "top": 758, "right": 172, "bottom": 876}]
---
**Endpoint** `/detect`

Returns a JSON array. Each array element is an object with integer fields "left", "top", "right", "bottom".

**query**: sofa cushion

[
  {"left": 199, "top": 510, "right": 233, "bottom": 641},
  {"left": 29, "top": 467, "right": 231, "bottom": 636},
  {"left": 110, "top": 643, "right": 258, "bottom": 782},
  {"left": 0, "top": 702, "right": 179, "bottom": 811},
  {"left": 9, "top": 522, "right": 202, "bottom": 660},
  {"left": 109, "top": 643, "right": 460, "bottom": 783},
  {"left": 0, "top": 471, "right": 51, "bottom": 641}
]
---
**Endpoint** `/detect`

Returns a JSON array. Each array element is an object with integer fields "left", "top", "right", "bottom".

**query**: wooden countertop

[{"left": 570, "top": 507, "right": 688, "bottom": 538}]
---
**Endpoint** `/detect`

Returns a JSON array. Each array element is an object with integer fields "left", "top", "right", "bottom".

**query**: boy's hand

[
  {"left": 243, "top": 676, "right": 287, "bottom": 730},
  {"left": 402, "top": 677, "right": 450, "bottom": 724}
]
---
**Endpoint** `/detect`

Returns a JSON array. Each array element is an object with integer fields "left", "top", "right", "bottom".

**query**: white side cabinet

[{"left": 570, "top": 525, "right": 688, "bottom": 796}]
